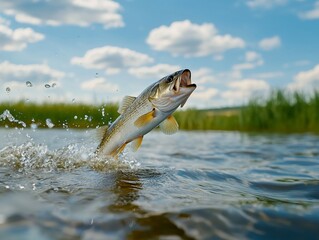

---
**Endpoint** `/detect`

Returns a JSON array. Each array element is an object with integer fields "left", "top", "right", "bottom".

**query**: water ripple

[{"left": 1, "top": 129, "right": 319, "bottom": 239}]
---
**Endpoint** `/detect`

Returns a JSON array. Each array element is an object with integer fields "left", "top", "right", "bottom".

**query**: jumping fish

[{"left": 96, "top": 69, "right": 196, "bottom": 157}]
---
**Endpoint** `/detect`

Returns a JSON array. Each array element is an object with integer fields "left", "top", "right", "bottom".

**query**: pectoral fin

[
  {"left": 134, "top": 109, "right": 156, "bottom": 128},
  {"left": 159, "top": 115, "right": 179, "bottom": 135},
  {"left": 131, "top": 136, "right": 143, "bottom": 152}
]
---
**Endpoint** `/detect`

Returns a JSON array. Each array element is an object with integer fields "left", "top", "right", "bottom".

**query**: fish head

[{"left": 149, "top": 69, "right": 196, "bottom": 112}]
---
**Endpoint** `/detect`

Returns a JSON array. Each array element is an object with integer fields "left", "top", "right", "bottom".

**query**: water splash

[
  {"left": 45, "top": 119, "right": 55, "bottom": 128},
  {"left": 0, "top": 140, "right": 138, "bottom": 173},
  {"left": 0, "top": 110, "right": 26, "bottom": 128},
  {"left": 44, "top": 84, "right": 51, "bottom": 88}
]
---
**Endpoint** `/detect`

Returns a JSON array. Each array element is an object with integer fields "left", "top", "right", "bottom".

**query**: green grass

[
  {"left": 240, "top": 90, "right": 319, "bottom": 133},
  {"left": 174, "top": 108, "right": 241, "bottom": 131},
  {"left": 0, "top": 102, "right": 118, "bottom": 129},
  {"left": 1, "top": 90, "right": 318, "bottom": 133}
]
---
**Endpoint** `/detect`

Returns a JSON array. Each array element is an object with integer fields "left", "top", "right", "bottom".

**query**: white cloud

[
  {"left": 213, "top": 55, "right": 224, "bottom": 61},
  {"left": 192, "top": 68, "right": 218, "bottom": 84},
  {"left": 191, "top": 88, "right": 219, "bottom": 101},
  {"left": 288, "top": 64, "right": 319, "bottom": 91},
  {"left": 0, "top": 18, "right": 44, "bottom": 51},
  {"left": 81, "top": 78, "right": 119, "bottom": 92},
  {"left": 0, "top": 0, "right": 124, "bottom": 28},
  {"left": 221, "top": 79, "right": 270, "bottom": 104},
  {"left": 251, "top": 71, "right": 284, "bottom": 79},
  {"left": 0, "top": 82, "right": 79, "bottom": 104},
  {"left": 259, "top": 36, "right": 281, "bottom": 51},
  {"left": 0, "top": 61, "right": 65, "bottom": 85},
  {"left": 283, "top": 60, "right": 311, "bottom": 68},
  {"left": 245, "top": 51, "right": 259, "bottom": 62},
  {"left": 0, "top": 62, "right": 67, "bottom": 103},
  {"left": 228, "top": 79, "right": 269, "bottom": 91},
  {"left": 299, "top": 1, "right": 319, "bottom": 20},
  {"left": 232, "top": 51, "right": 263, "bottom": 73},
  {"left": 146, "top": 20, "right": 245, "bottom": 57},
  {"left": 246, "top": 0, "right": 287, "bottom": 9},
  {"left": 71, "top": 46, "right": 154, "bottom": 74},
  {"left": 128, "top": 64, "right": 180, "bottom": 79},
  {"left": 0, "top": 16, "right": 10, "bottom": 26}
]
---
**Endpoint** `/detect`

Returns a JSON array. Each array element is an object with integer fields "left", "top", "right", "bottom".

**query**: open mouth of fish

[{"left": 173, "top": 69, "right": 197, "bottom": 93}]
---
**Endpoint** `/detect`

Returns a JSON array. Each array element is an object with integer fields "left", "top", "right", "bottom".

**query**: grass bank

[
  {"left": 1, "top": 90, "right": 318, "bottom": 133},
  {"left": 0, "top": 102, "right": 118, "bottom": 129}
]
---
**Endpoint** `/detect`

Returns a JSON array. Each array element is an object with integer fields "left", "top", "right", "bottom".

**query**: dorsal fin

[{"left": 118, "top": 96, "right": 136, "bottom": 114}]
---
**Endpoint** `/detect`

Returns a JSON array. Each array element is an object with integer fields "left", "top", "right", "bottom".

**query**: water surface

[{"left": 0, "top": 128, "right": 319, "bottom": 239}]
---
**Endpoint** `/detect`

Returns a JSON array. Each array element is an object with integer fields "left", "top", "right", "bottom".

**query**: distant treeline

[{"left": 1, "top": 90, "right": 319, "bottom": 133}]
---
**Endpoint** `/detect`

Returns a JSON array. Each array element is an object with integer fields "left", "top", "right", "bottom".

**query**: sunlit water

[{"left": 0, "top": 128, "right": 319, "bottom": 239}]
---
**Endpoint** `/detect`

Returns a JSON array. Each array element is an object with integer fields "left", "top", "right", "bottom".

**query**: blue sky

[{"left": 1, "top": 0, "right": 319, "bottom": 109}]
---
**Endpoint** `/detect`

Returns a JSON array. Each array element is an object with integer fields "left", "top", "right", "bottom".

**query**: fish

[{"left": 96, "top": 69, "right": 196, "bottom": 158}]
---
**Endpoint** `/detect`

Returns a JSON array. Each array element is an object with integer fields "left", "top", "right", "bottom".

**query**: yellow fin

[
  {"left": 159, "top": 115, "right": 179, "bottom": 135},
  {"left": 111, "top": 142, "right": 127, "bottom": 159},
  {"left": 131, "top": 136, "right": 143, "bottom": 152},
  {"left": 134, "top": 109, "right": 155, "bottom": 128},
  {"left": 118, "top": 96, "right": 136, "bottom": 114}
]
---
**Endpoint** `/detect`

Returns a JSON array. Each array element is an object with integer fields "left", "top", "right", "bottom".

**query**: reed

[
  {"left": 240, "top": 90, "right": 319, "bottom": 133},
  {"left": 0, "top": 90, "right": 318, "bottom": 133}
]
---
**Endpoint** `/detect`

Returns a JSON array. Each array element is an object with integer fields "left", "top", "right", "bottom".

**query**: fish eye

[{"left": 166, "top": 76, "right": 173, "bottom": 83}]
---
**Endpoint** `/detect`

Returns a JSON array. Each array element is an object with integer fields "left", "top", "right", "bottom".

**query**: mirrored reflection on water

[{"left": 0, "top": 129, "right": 318, "bottom": 239}]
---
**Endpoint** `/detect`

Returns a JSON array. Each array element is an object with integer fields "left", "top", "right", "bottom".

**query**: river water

[{"left": 0, "top": 128, "right": 318, "bottom": 239}]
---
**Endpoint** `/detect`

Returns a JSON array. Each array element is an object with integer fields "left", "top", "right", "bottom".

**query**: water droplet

[
  {"left": 26, "top": 81, "right": 32, "bottom": 87},
  {"left": 51, "top": 83, "right": 56, "bottom": 88},
  {"left": 72, "top": 98, "right": 76, "bottom": 103},
  {"left": 46, "top": 118, "right": 55, "bottom": 128},
  {"left": 74, "top": 115, "right": 78, "bottom": 119},
  {"left": 5, "top": 87, "right": 10, "bottom": 93},
  {"left": 45, "top": 84, "right": 51, "bottom": 88},
  {"left": 30, "top": 123, "right": 38, "bottom": 130}
]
